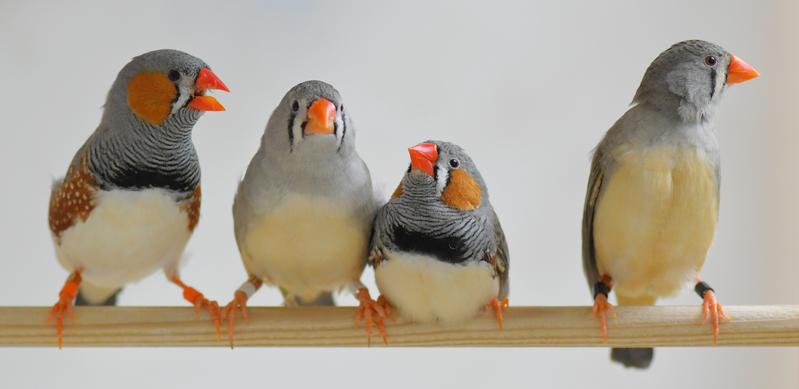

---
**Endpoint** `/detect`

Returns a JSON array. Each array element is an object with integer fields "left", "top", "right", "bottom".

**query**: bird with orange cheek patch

[
  {"left": 368, "top": 141, "right": 509, "bottom": 337},
  {"left": 47, "top": 49, "right": 229, "bottom": 348}
]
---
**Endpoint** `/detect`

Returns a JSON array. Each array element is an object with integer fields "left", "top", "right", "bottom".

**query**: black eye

[
  {"left": 167, "top": 70, "right": 181, "bottom": 81},
  {"left": 704, "top": 56, "right": 717, "bottom": 67},
  {"left": 291, "top": 101, "right": 299, "bottom": 112},
  {"left": 448, "top": 159, "right": 460, "bottom": 169}
]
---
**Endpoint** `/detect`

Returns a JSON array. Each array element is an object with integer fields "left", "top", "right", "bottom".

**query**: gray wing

[
  {"left": 491, "top": 210, "right": 510, "bottom": 301},
  {"left": 581, "top": 149, "right": 605, "bottom": 295},
  {"left": 367, "top": 203, "right": 392, "bottom": 267}
]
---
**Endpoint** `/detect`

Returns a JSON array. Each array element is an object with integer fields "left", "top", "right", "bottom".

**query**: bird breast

[
  {"left": 240, "top": 194, "right": 370, "bottom": 301},
  {"left": 594, "top": 144, "right": 719, "bottom": 298},
  {"left": 375, "top": 251, "right": 499, "bottom": 323},
  {"left": 53, "top": 188, "right": 195, "bottom": 288}
]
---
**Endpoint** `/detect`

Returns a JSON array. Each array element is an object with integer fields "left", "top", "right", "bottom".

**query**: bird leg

[
  {"left": 354, "top": 287, "right": 391, "bottom": 345},
  {"left": 487, "top": 297, "right": 510, "bottom": 329},
  {"left": 592, "top": 275, "right": 616, "bottom": 341},
  {"left": 49, "top": 270, "right": 82, "bottom": 349},
  {"left": 221, "top": 276, "right": 262, "bottom": 347},
  {"left": 169, "top": 275, "right": 221, "bottom": 338},
  {"left": 694, "top": 279, "right": 728, "bottom": 343}
]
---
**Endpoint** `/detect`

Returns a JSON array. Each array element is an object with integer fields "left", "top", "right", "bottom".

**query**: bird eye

[
  {"left": 449, "top": 159, "right": 461, "bottom": 169},
  {"left": 704, "top": 56, "right": 717, "bottom": 67},
  {"left": 291, "top": 101, "right": 299, "bottom": 112},
  {"left": 167, "top": 70, "right": 181, "bottom": 81}
]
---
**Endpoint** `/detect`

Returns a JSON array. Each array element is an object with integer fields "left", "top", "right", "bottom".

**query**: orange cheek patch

[
  {"left": 127, "top": 71, "right": 177, "bottom": 125},
  {"left": 441, "top": 169, "right": 481, "bottom": 210},
  {"left": 391, "top": 182, "right": 403, "bottom": 199}
]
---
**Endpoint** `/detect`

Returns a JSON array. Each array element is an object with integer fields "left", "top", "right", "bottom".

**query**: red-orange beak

[
  {"left": 187, "top": 67, "right": 229, "bottom": 111},
  {"left": 408, "top": 143, "right": 439, "bottom": 177},
  {"left": 727, "top": 54, "right": 760, "bottom": 85},
  {"left": 304, "top": 98, "right": 337, "bottom": 135}
]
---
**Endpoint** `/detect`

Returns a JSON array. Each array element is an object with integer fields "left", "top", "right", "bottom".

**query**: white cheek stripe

[{"left": 436, "top": 165, "right": 448, "bottom": 193}]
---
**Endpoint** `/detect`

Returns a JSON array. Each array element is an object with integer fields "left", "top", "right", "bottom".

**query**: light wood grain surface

[{"left": 0, "top": 305, "right": 796, "bottom": 347}]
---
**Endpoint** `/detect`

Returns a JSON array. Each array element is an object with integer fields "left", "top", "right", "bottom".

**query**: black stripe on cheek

[
  {"left": 287, "top": 111, "right": 296, "bottom": 152},
  {"left": 710, "top": 68, "right": 717, "bottom": 100},
  {"left": 337, "top": 106, "right": 347, "bottom": 152}
]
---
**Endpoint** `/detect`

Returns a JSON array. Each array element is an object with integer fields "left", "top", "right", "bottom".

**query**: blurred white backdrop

[{"left": 0, "top": 0, "right": 797, "bottom": 388}]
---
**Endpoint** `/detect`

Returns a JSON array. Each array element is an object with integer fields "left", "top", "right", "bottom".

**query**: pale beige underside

[
  {"left": 594, "top": 145, "right": 718, "bottom": 301},
  {"left": 375, "top": 251, "right": 499, "bottom": 324},
  {"left": 55, "top": 189, "right": 192, "bottom": 289},
  {"left": 241, "top": 195, "right": 368, "bottom": 302}
]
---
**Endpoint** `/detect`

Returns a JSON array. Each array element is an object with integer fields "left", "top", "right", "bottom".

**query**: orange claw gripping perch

[
  {"left": 695, "top": 280, "right": 729, "bottom": 344},
  {"left": 488, "top": 297, "right": 510, "bottom": 329},
  {"left": 222, "top": 276, "right": 262, "bottom": 348},
  {"left": 355, "top": 287, "right": 390, "bottom": 345},
  {"left": 169, "top": 276, "right": 221, "bottom": 338},
  {"left": 592, "top": 275, "right": 616, "bottom": 341},
  {"left": 49, "top": 270, "right": 82, "bottom": 348}
]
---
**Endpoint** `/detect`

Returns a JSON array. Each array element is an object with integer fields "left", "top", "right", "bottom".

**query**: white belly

[
  {"left": 594, "top": 145, "right": 718, "bottom": 298},
  {"left": 54, "top": 189, "right": 192, "bottom": 288},
  {"left": 241, "top": 195, "right": 369, "bottom": 301},
  {"left": 375, "top": 251, "right": 499, "bottom": 323}
]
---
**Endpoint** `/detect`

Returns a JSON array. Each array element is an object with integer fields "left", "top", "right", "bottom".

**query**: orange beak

[
  {"left": 304, "top": 98, "right": 337, "bottom": 135},
  {"left": 195, "top": 67, "right": 229, "bottom": 92},
  {"left": 727, "top": 54, "right": 760, "bottom": 85},
  {"left": 187, "top": 67, "right": 229, "bottom": 111},
  {"left": 408, "top": 143, "right": 439, "bottom": 177}
]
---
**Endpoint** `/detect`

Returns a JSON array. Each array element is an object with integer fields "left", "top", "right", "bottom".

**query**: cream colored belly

[
  {"left": 242, "top": 195, "right": 368, "bottom": 301},
  {"left": 594, "top": 145, "right": 718, "bottom": 298},
  {"left": 375, "top": 252, "right": 499, "bottom": 323},
  {"left": 54, "top": 189, "right": 192, "bottom": 288}
]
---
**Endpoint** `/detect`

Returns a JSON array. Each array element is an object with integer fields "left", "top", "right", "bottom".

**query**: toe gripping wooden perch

[{"left": 0, "top": 305, "right": 797, "bottom": 347}]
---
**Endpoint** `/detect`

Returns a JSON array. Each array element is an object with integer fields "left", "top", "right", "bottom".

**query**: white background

[{"left": 0, "top": 1, "right": 797, "bottom": 388}]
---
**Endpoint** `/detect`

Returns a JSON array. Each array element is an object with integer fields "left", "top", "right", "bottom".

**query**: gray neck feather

[{"left": 86, "top": 108, "right": 202, "bottom": 194}]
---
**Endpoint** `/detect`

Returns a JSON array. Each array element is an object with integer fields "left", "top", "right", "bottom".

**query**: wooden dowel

[{"left": 0, "top": 305, "right": 796, "bottom": 347}]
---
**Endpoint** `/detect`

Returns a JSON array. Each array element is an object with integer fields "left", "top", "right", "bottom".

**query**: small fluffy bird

[
  {"left": 48, "top": 49, "right": 229, "bottom": 347},
  {"left": 226, "top": 80, "right": 380, "bottom": 342},
  {"left": 582, "top": 40, "right": 759, "bottom": 368},
  {"left": 369, "top": 141, "right": 509, "bottom": 331}
]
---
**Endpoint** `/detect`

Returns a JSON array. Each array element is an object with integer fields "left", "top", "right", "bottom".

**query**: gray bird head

[
  {"left": 401, "top": 140, "right": 489, "bottom": 211},
  {"left": 632, "top": 40, "right": 759, "bottom": 122},
  {"left": 262, "top": 80, "right": 355, "bottom": 160},
  {"left": 102, "top": 49, "right": 229, "bottom": 130}
]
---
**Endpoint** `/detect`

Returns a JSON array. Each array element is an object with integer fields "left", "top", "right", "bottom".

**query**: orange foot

[
  {"left": 355, "top": 288, "right": 390, "bottom": 345},
  {"left": 222, "top": 291, "right": 249, "bottom": 348},
  {"left": 701, "top": 290, "right": 729, "bottom": 343},
  {"left": 49, "top": 271, "right": 82, "bottom": 349},
  {"left": 592, "top": 293, "right": 616, "bottom": 341},
  {"left": 172, "top": 277, "right": 221, "bottom": 338},
  {"left": 487, "top": 297, "right": 509, "bottom": 329}
]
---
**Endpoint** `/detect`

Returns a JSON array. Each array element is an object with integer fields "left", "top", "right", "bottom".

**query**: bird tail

[
  {"left": 75, "top": 282, "right": 122, "bottom": 306},
  {"left": 610, "top": 294, "right": 656, "bottom": 369},
  {"left": 295, "top": 292, "right": 336, "bottom": 306}
]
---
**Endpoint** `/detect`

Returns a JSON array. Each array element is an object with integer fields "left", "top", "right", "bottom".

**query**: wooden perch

[{"left": 0, "top": 305, "right": 797, "bottom": 347}]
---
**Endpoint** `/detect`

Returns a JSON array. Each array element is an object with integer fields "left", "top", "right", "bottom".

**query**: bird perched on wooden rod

[
  {"left": 581, "top": 40, "right": 759, "bottom": 368},
  {"left": 368, "top": 141, "right": 509, "bottom": 338},
  {"left": 48, "top": 49, "right": 229, "bottom": 348},
  {"left": 225, "top": 80, "right": 382, "bottom": 345}
]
